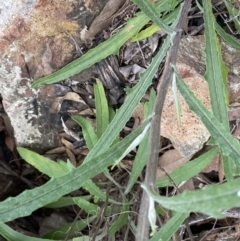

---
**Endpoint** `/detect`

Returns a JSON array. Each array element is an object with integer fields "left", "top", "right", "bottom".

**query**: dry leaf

[
  {"left": 178, "top": 178, "right": 195, "bottom": 192},
  {"left": 83, "top": 0, "right": 126, "bottom": 40},
  {"left": 45, "top": 146, "right": 66, "bottom": 154},
  {"left": 61, "top": 117, "right": 80, "bottom": 141},
  {"left": 61, "top": 137, "right": 74, "bottom": 150},
  {"left": 65, "top": 148, "right": 77, "bottom": 167},
  {"left": 63, "top": 92, "right": 85, "bottom": 102},
  {"left": 79, "top": 108, "right": 94, "bottom": 116},
  {"left": 50, "top": 92, "right": 87, "bottom": 113},
  {"left": 233, "top": 124, "right": 240, "bottom": 140},
  {"left": 79, "top": 148, "right": 89, "bottom": 156},
  {"left": 202, "top": 152, "right": 220, "bottom": 173},
  {"left": 132, "top": 102, "right": 144, "bottom": 130},
  {"left": 4, "top": 135, "right": 15, "bottom": 152}
]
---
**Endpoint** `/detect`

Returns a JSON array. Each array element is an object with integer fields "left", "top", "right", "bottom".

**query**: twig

[{"left": 135, "top": 1, "right": 192, "bottom": 240}]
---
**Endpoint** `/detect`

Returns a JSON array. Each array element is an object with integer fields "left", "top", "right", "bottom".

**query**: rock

[
  {"left": 177, "top": 35, "right": 240, "bottom": 105},
  {"left": 161, "top": 63, "right": 211, "bottom": 158},
  {"left": 161, "top": 35, "right": 240, "bottom": 158},
  {"left": 0, "top": 0, "right": 108, "bottom": 150}
]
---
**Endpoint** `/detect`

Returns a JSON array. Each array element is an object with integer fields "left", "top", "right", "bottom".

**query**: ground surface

[{"left": 1, "top": 0, "right": 240, "bottom": 240}]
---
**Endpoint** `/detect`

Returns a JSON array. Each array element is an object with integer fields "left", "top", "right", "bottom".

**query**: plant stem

[{"left": 135, "top": 1, "right": 192, "bottom": 240}]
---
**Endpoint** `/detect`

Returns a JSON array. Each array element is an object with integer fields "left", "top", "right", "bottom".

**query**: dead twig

[{"left": 135, "top": 1, "right": 192, "bottom": 240}]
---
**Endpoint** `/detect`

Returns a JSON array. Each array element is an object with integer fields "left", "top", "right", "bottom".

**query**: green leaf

[
  {"left": 43, "top": 216, "right": 96, "bottom": 240},
  {"left": 0, "top": 120, "right": 151, "bottom": 223},
  {"left": 149, "top": 212, "right": 188, "bottom": 241},
  {"left": 203, "top": 0, "right": 229, "bottom": 124},
  {"left": 156, "top": 147, "right": 219, "bottom": 187},
  {"left": 132, "top": 0, "right": 175, "bottom": 35},
  {"left": 72, "top": 85, "right": 118, "bottom": 202},
  {"left": 142, "top": 177, "right": 240, "bottom": 218},
  {"left": 125, "top": 132, "right": 149, "bottom": 194},
  {"left": 221, "top": 153, "right": 235, "bottom": 181},
  {"left": 216, "top": 22, "right": 240, "bottom": 50},
  {"left": 173, "top": 65, "right": 240, "bottom": 171},
  {"left": 81, "top": 8, "right": 183, "bottom": 167},
  {"left": 131, "top": 5, "right": 180, "bottom": 42},
  {"left": 94, "top": 79, "right": 109, "bottom": 139},
  {"left": 31, "top": 0, "right": 174, "bottom": 88},
  {"left": 223, "top": 0, "right": 240, "bottom": 31},
  {"left": 84, "top": 33, "right": 172, "bottom": 164},
  {"left": 146, "top": 88, "right": 156, "bottom": 117},
  {"left": 17, "top": 147, "right": 70, "bottom": 178},
  {"left": 82, "top": 179, "right": 108, "bottom": 202},
  {"left": 112, "top": 120, "right": 151, "bottom": 168},
  {"left": 0, "top": 223, "right": 57, "bottom": 241},
  {"left": 125, "top": 89, "right": 156, "bottom": 194},
  {"left": 108, "top": 196, "right": 129, "bottom": 235},
  {"left": 71, "top": 115, "right": 98, "bottom": 150},
  {"left": 74, "top": 198, "right": 121, "bottom": 217},
  {"left": 19, "top": 142, "right": 108, "bottom": 204},
  {"left": 172, "top": 72, "right": 181, "bottom": 125},
  {"left": 108, "top": 106, "right": 120, "bottom": 145},
  {"left": 44, "top": 196, "right": 91, "bottom": 208},
  {"left": 74, "top": 197, "right": 98, "bottom": 215}
]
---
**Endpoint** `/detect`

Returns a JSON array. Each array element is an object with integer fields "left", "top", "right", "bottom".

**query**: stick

[{"left": 135, "top": 1, "right": 192, "bottom": 240}]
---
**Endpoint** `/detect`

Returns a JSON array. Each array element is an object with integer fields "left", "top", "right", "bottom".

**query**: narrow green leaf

[
  {"left": 156, "top": 147, "right": 219, "bottom": 187},
  {"left": 77, "top": 17, "right": 179, "bottom": 205},
  {"left": 94, "top": 79, "right": 109, "bottom": 139},
  {"left": 108, "top": 106, "right": 120, "bottom": 145},
  {"left": 203, "top": 0, "right": 229, "bottom": 124},
  {"left": 125, "top": 89, "right": 156, "bottom": 194},
  {"left": 71, "top": 115, "right": 98, "bottom": 150},
  {"left": 17, "top": 147, "right": 70, "bottom": 178},
  {"left": 223, "top": 0, "right": 240, "bottom": 31},
  {"left": 172, "top": 72, "right": 181, "bottom": 125},
  {"left": 203, "top": 0, "right": 232, "bottom": 179},
  {"left": 173, "top": 65, "right": 240, "bottom": 170},
  {"left": 112, "top": 121, "right": 151, "bottom": 168},
  {"left": 72, "top": 84, "right": 121, "bottom": 202},
  {"left": 43, "top": 216, "right": 96, "bottom": 240},
  {"left": 142, "top": 177, "right": 240, "bottom": 218},
  {"left": 19, "top": 140, "right": 108, "bottom": 203},
  {"left": 0, "top": 120, "right": 150, "bottom": 223},
  {"left": 216, "top": 22, "right": 240, "bottom": 50},
  {"left": 0, "top": 223, "right": 57, "bottom": 241},
  {"left": 150, "top": 212, "right": 188, "bottom": 241},
  {"left": 82, "top": 179, "right": 108, "bottom": 202},
  {"left": 74, "top": 198, "right": 120, "bottom": 217},
  {"left": 74, "top": 197, "right": 98, "bottom": 215},
  {"left": 108, "top": 196, "right": 129, "bottom": 235},
  {"left": 132, "top": 0, "right": 175, "bottom": 35},
  {"left": 84, "top": 33, "right": 172, "bottom": 164},
  {"left": 44, "top": 196, "right": 91, "bottom": 208},
  {"left": 82, "top": 10, "right": 184, "bottom": 166},
  {"left": 221, "top": 153, "right": 235, "bottom": 181},
  {"left": 71, "top": 87, "right": 117, "bottom": 203},
  {"left": 131, "top": 5, "right": 180, "bottom": 42},
  {"left": 147, "top": 88, "right": 156, "bottom": 117},
  {"left": 31, "top": 0, "right": 174, "bottom": 88},
  {"left": 125, "top": 132, "right": 149, "bottom": 194}
]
